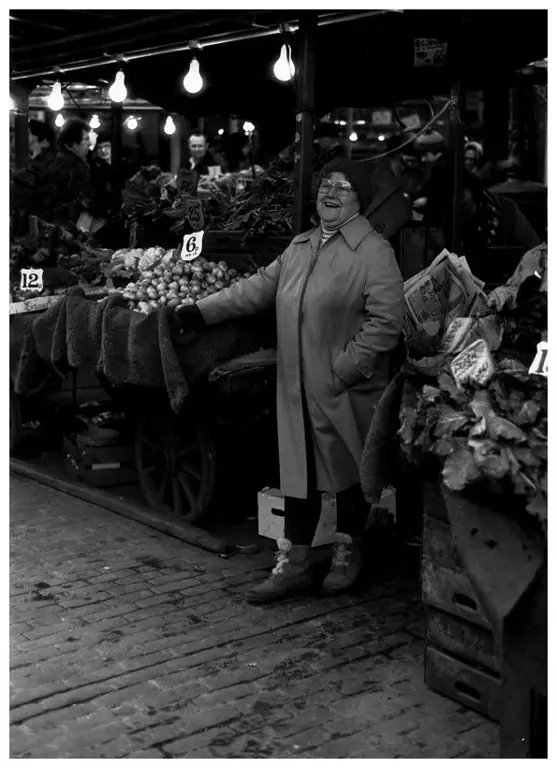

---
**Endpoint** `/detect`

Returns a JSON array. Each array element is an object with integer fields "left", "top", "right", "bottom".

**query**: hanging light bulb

[
  {"left": 349, "top": 131, "right": 358, "bottom": 143},
  {"left": 55, "top": 113, "right": 65, "bottom": 128},
  {"left": 182, "top": 57, "right": 203, "bottom": 94},
  {"left": 89, "top": 114, "right": 100, "bottom": 130},
  {"left": 243, "top": 121, "right": 255, "bottom": 135},
  {"left": 126, "top": 115, "right": 138, "bottom": 131},
  {"left": 47, "top": 81, "right": 65, "bottom": 111},
  {"left": 108, "top": 70, "right": 127, "bottom": 103},
  {"left": 218, "top": 128, "right": 224, "bottom": 136},
  {"left": 273, "top": 44, "right": 295, "bottom": 82},
  {"left": 164, "top": 116, "right": 176, "bottom": 135}
]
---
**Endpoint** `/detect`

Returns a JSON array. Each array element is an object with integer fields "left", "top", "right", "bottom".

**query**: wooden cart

[{"left": 10, "top": 270, "right": 279, "bottom": 528}]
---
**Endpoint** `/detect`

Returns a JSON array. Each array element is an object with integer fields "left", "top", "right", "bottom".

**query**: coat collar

[{"left": 291, "top": 214, "right": 373, "bottom": 251}]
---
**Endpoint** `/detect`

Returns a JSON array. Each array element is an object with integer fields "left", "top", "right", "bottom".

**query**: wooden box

[
  {"left": 427, "top": 607, "right": 501, "bottom": 673},
  {"left": 62, "top": 435, "right": 136, "bottom": 488},
  {"left": 421, "top": 515, "right": 492, "bottom": 629},
  {"left": 425, "top": 646, "right": 502, "bottom": 721}
]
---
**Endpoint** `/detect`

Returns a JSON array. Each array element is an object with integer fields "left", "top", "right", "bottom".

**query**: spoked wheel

[{"left": 135, "top": 405, "right": 216, "bottom": 525}]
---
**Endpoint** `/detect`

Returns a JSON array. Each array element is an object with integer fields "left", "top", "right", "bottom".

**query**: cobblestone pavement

[{"left": 10, "top": 475, "right": 499, "bottom": 758}]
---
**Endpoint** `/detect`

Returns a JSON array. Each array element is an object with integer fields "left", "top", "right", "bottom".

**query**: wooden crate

[
  {"left": 422, "top": 558, "right": 492, "bottom": 630},
  {"left": 422, "top": 515, "right": 493, "bottom": 629},
  {"left": 425, "top": 646, "right": 502, "bottom": 722},
  {"left": 62, "top": 435, "right": 136, "bottom": 488},
  {"left": 426, "top": 607, "right": 501, "bottom": 674}
]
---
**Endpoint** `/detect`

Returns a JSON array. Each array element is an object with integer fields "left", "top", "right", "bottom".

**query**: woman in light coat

[{"left": 178, "top": 159, "right": 404, "bottom": 603}]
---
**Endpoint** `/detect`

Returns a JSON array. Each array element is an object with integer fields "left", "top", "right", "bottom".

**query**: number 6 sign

[
  {"left": 20, "top": 268, "right": 44, "bottom": 292},
  {"left": 529, "top": 341, "right": 548, "bottom": 378},
  {"left": 180, "top": 231, "right": 205, "bottom": 262}
]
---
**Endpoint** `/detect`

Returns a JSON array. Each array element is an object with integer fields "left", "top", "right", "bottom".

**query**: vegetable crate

[
  {"left": 63, "top": 433, "right": 137, "bottom": 488},
  {"left": 421, "top": 482, "right": 502, "bottom": 721}
]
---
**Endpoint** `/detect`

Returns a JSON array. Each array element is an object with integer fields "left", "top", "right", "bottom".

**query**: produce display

[
  {"left": 203, "top": 154, "right": 296, "bottom": 239},
  {"left": 399, "top": 243, "right": 548, "bottom": 532},
  {"left": 121, "top": 165, "right": 176, "bottom": 224},
  {"left": 400, "top": 363, "right": 547, "bottom": 528},
  {"left": 10, "top": 217, "right": 112, "bottom": 303},
  {"left": 110, "top": 247, "right": 256, "bottom": 314}
]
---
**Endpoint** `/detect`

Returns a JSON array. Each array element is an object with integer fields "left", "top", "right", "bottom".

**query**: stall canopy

[{"left": 11, "top": 8, "right": 547, "bottom": 130}]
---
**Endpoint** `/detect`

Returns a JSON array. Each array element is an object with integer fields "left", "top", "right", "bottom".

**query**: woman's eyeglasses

[{"left": 318, "top": 179, "right": 353, "bottom": 198}]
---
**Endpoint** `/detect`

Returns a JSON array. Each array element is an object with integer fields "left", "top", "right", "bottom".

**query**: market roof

[{"left": 11, "top": 9, "right": 548, "bottom": 124}]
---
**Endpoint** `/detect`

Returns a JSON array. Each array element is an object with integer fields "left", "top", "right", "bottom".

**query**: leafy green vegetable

[
  {"left": 443, "top": 448, "right": 481, "bottom": 491},
  {"left": 526, "top": 493, "right": 547, "bottom": 527},
  {"left": 486, "top": 413, "right": 528, "bottom": 443},
  {"left": 433, "top": 405, "right": 470, "bottom": 438},
  {"left": 432, "top": 438, "right": 456, "bottom": 457}
]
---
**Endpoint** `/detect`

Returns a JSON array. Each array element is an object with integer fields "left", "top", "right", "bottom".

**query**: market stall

[
  {"left": 360, "top": 242, "right": 547, "bottom": 756},
  {"left": 9, "top": 10, "right": 548, "bottom": 755}
]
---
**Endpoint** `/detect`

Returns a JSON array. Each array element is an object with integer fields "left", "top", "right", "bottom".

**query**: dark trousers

[{"left": 284, "top": 392, "right": 369, "bottom": 546}]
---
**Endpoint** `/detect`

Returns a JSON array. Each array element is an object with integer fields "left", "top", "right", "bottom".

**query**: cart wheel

[
  {"left": 135, "top": 407, "right": 216, "bottom": 525},
  {"left": 10, "top": 382, "right": 23, "bottom": 456}
]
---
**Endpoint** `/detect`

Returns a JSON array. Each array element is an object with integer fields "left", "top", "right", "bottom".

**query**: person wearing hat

[
  {"left": 388, "top": 136, "right": 431, "bottom": 203},
  {"left": 464, "top": 141, "right": 484, "bottom": 176},
  {"left": 177, "top": 158, "right": 404, "bottom": 603}
]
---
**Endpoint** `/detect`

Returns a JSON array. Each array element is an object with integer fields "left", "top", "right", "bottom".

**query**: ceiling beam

[
  {"left": 10, "top": 10, "right": 398, "bottom": 81},
  {"left": 11, "top": 11, "right": 190, "bottom": 54},
  {"left": 9, "top": 14, "right": 67, "bottom": 32}
]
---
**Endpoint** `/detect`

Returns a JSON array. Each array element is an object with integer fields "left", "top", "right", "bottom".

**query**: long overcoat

[{"left": 197, "top": 215, "right": 404, "bottom": 498}]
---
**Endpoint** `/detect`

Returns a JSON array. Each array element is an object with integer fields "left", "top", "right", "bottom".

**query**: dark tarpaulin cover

[{"left": 13, "top": 289, "right": 276, "bottom": 412}]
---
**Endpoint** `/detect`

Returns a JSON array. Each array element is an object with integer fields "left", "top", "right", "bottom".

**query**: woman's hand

[{"left": 174, "top": 303, "right": 207, "bottom": 332}]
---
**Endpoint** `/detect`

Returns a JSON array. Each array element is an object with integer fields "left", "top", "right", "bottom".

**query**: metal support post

[
  {"left": 111, "top": 103, "right": 123, "bottom": 201},
  {"left": 448, "top": 79, "right": 464, "bottom": 253},
  {"left": 12, "top": 85, "right": 30, "bottom": 169},
  {"left": 292, "top": 12, "right": 317, "bottom": 235}
]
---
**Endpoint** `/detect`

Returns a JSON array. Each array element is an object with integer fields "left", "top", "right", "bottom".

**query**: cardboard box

[{"left": 257, "top": 487, "right": 337, "bottom": 547}]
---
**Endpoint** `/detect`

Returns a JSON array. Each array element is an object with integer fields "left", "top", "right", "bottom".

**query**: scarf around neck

[{"left": 320, "top": 211, "right": 360, "bottom": 246}]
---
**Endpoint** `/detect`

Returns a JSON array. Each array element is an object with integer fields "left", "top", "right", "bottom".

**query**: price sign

[
  {"left": 529, "top": 341, "right": 548, "bottom": 377},
  {"left": 184, "top": 199, "right": 205, "bottom": 232},
  {"left": 20, "top": 268, "right": 44, "bottom": 292},
  {"left": 401, "top": 113, "right": 421, "bottom": 131},
  {"left": 176, "top": 169, "right": 198, "bottom": 197},
  {"left": 371, "top": 110, "right": 393, "bottom": 126},
  {"left": 181, "top": 231, "right": 205, "bottom": 262},
  {"left": 414, "top": 38, "right": 448, "bottom": 68}
]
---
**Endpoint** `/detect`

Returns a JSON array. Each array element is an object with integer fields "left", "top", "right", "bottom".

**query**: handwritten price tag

[
  {"left": 184, "top": 199, "right": 204, "bottom": 232},
  {"left": 414, "top": 38, "right": 448, "bottom": 68},
  {"left": 20, "top": 268, "right": 44, "bottom": 292},
  {"left": 176, "top": 169, "right": 198, "bottom": 197},
  {"left": 529, "top": 341, "right": 548, "bottom": 377},
  {"left": 181, "top": 231, "right": 205, "bottom": 262}
]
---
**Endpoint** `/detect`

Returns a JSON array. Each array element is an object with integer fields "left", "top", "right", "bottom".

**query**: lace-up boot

[
  {"left": 246, "top": 538, "right": 313, "bottom": 604},
  {"left": 322, "top": 532, "right": 363, "bottom": 595}
]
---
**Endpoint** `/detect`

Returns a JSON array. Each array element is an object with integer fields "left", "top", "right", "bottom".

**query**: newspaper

[{"left": 403, "top": 249, "right": 487, "bottom": 342}]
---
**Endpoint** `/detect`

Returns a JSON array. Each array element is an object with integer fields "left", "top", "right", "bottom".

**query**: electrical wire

[{"left": 359, "top": 98, "right": 455, "bottom": 163}]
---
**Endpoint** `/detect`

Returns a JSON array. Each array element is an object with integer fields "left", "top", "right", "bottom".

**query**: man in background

[
  {"left": 187, "top": 132, "right": 217, "bottom": 176},
  {"left": 28, "top": 119, "right": 57, "bottom": 160}
]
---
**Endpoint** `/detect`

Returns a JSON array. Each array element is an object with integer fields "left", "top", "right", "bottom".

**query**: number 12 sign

[
  {"left": 20, "top": 268, "right": 44, "bottom": 292},
  {"left": 181, "top": 230, "right": 205, "bottom": 262}
]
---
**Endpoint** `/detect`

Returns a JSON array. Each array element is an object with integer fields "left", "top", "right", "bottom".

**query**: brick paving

[{"left": 10, "top": 474, "right": 499, "bottom": 758}]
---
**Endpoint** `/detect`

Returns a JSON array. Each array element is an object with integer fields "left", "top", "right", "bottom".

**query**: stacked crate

[{"left": 421, "top": 482, "right": 502, "bottom": 721}]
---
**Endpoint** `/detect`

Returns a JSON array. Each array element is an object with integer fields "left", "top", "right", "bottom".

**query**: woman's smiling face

[{"left": 316, "top": 171, "right": 360, "bottom": 228}]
